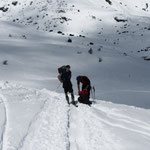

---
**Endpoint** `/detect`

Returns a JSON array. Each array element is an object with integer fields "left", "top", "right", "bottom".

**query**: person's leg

[
  {"left": 71, "top": 92, "right": 74, "bottom": 101},
  {"left": 68, "top": 82, "right": 75, "bottom": 103},
  {"left": 87, "top": 86, "right": 92, "bottom": 105},
  {"left": 63, "top": 83, "right": 70, "bottom": 104},
  {"left": 65, "top": 93, "right": 69, "bottom": 104},
  {"left": 87, "top": 86, "right": 91, "bottom": 100}
]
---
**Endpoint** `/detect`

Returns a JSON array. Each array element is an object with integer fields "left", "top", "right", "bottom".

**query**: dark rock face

[
  {"left": 0, "top": 7, "right": 9, "bottom": 12},
  {"left": 12, "top": 1, "right": 18, "bottom": 6},
  {"left": 114, "top": 17, "right": 128, "bottom": 22},
  {"left": 105, "top": 0, "right": 112, "bottom": 5},
  {"left": 68, "top": 38, "right": 72, "bottom": 43}
]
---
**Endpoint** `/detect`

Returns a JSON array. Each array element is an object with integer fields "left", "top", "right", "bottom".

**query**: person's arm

[
  {"left": 84, "top": 77, "right": 90, "bottom": 90},
  {"left": 58, "top": 74, "right": 63, "bottom": 83}
]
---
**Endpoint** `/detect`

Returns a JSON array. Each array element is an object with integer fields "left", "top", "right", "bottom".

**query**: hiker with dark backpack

[
  {"left": 76, "top": 76, "right": 92, "bottom": 105},
  {"left": 58, "top": 65, "right": 75, "bottom": 104}
]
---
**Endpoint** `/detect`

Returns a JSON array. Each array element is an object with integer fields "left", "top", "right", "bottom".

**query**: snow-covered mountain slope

[
  {"left": 0, "top": 82, "right": 150, "bottom": 150},
  {"left": 0, "top": 0, "right": 150, "bottom": 109}
]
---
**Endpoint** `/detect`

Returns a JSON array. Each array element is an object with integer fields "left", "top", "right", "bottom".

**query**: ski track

[
  {"left": 66, "top": 106, "right": 71, "bottom": 150},
  {"left": 16, "top": 100, "right": 48, "bottom": 150},
  {"left": 0, "top": 86, "right": 56, "bottom": 150},
  {"left": 69, "top": 104, "right": 118, "bottom": 150},
  {"left": 0, "top": 84, "right": 150, "bottom": 150},
  {"left": 17, "top": 92, "right": 69, "bottom": 150},
  {"left": 91, "top": 106, "right": 150, "bottom": 138},
  {"left": 0, "top": 93, "right": 8, "bottom": 150},
  {"left": 69, "top": 102, "right": 150, "bottom": 150}
]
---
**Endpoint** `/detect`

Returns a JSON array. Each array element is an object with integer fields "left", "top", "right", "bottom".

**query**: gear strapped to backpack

[
  {"left": 58, "top": 65, "right": 66, "bottom": 74},
  {"left": 58, "top": 65, "right": 71, "bottom": 82}
]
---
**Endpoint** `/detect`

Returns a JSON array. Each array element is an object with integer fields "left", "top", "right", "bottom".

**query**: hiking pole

[
  {"left": 91, "top": 86, "right": 94, "bottom": 102},
  {"left": 56, "top": 82, "right": 62, "bottom": 89},
  {"left": 93, "top": 86, "right": 96, "bottom": 103}
]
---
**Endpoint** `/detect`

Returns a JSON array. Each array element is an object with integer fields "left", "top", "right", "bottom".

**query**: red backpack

[{"left": 78, "top": 90, "right": 89, "bottom": 104}]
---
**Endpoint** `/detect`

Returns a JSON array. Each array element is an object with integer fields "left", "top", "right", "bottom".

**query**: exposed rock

[
  {"left": 60, "top": 16, "right": 71, "bottom": 22},
  {"left": 105, "top": 0, "right": 112, "bottom": 5},
  {"left": 98, "top": 57, "right": 102, "bottom": 62},
  {"left": 0, "top": 7, "right": 9, "bottom": 12},
  {"left": 58, "top": 31, "right": 63, "bottom": 34},
  {"left": 12, "top": 1, "right": 18, "bottom": 6},
  {"left": 143, "top": 56, "right": 150, "bottom": 61},
  {"left": 58, "top": 10, "right": 66, "bottom": 13},
  {"left": 122, "top": 31, "right": 129, "bottom": 33},
  {"left": 69, "top": 34, "right": 74, "bottom": 36},
  {"left": 114, "top": 17, "right": 128, "bottom": 22},
  {"left": 88, "top": 48, "right": 93, "bottom": 54},
  {"left": 3, "top": 60, "right": 8, "bottom": 65},
  {"left": 77, "top": 51, "right": 82, "bottom": 54},
  {"left": 79, "top": 35, "right": 85, "bottom": 38},
  {"left": 89, "top": 42, "right": 94, "bottom": 45},
  {"left": 68, "top": 38, "right": 72, "bottom": 43}
]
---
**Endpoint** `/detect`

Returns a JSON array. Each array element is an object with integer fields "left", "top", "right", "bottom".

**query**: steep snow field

[{"left": 0, "top": 82, "right": 150, "bottom": 150}]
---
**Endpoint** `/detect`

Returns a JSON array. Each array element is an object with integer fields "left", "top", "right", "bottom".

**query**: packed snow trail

[
  {"left": 0, "top": 82, "right": 150, "bottom": 150},
  {"left": 0, "top": 82, "right": 70, "bottom": 150}
]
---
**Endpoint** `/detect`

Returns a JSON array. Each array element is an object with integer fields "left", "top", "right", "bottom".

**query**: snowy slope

[
  {"left": 1, "top": 0, "right": 150, "bottom": 149},
  {"left": 0, "top": 0, "right": 150, "bottom": 108},
  {"left": 0, "top": 82, "right": 150, "bottom": 150}
]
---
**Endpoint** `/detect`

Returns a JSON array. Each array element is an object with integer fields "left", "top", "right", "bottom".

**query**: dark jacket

[
  {"left": 77, "top": 76, "right": 91, "bottom": 86},
  {"left": 61, "top": 70, "right": 71, "bottom": 82}
]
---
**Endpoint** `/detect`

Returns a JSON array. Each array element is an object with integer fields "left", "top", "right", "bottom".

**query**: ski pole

[
  {"left": 92, "top": 86, "right": 96, "bottom": 103},
  {"left": 91, "top": 86, "right": 94, "bottom": 102},
  {"left": 56, "top": 83, "right": 62, "bottom": 89},
  {"left": 93, "top": 86, "right": 95, "bottom": 100}
]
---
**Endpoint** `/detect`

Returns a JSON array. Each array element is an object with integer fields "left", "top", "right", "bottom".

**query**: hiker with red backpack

[
  {"left": 76, "top": 76, "right": 92, "bottom": 105},
  {"left": 58, "top": 65, "right": 75, "bottom": 105}
]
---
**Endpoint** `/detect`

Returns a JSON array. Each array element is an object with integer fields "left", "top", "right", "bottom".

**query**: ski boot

[
  {"left": 71, "top": 94, "right": 75, "bottom": 105},
  {"left": 65, "top": 95, "right": 69, "bottom": 104}
]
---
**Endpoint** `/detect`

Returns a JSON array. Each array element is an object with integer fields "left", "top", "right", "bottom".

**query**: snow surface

[
  {"left": 0, "top": 0, "right": 150, "bottom": 108},
  {"left": 0, "top": 82, "right": 150, "bottom": 150},
  {"left": 0, "top": 0, "right": 150, "bottom": 149}
]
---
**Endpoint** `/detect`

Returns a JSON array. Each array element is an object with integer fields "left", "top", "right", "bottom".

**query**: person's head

[{"left": 66, "top": 65, "right": 70, "bottom": 72}]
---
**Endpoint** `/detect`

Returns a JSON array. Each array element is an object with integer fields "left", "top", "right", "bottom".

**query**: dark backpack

[{"left": 58, "top": 65, "right": 66, "bottom": 74}]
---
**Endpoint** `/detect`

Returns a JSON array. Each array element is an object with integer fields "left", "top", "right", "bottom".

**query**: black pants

[{"left": 63, "top": 81, "right": 73, "bottom": 94}]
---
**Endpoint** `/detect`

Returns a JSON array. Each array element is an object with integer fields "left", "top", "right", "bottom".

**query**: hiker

[
  {"left": 58, "top": 65, "right": 75, "bottom": 104},
  {"left": 76, "top": 76, "right": 92, "bottom": 104}
]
